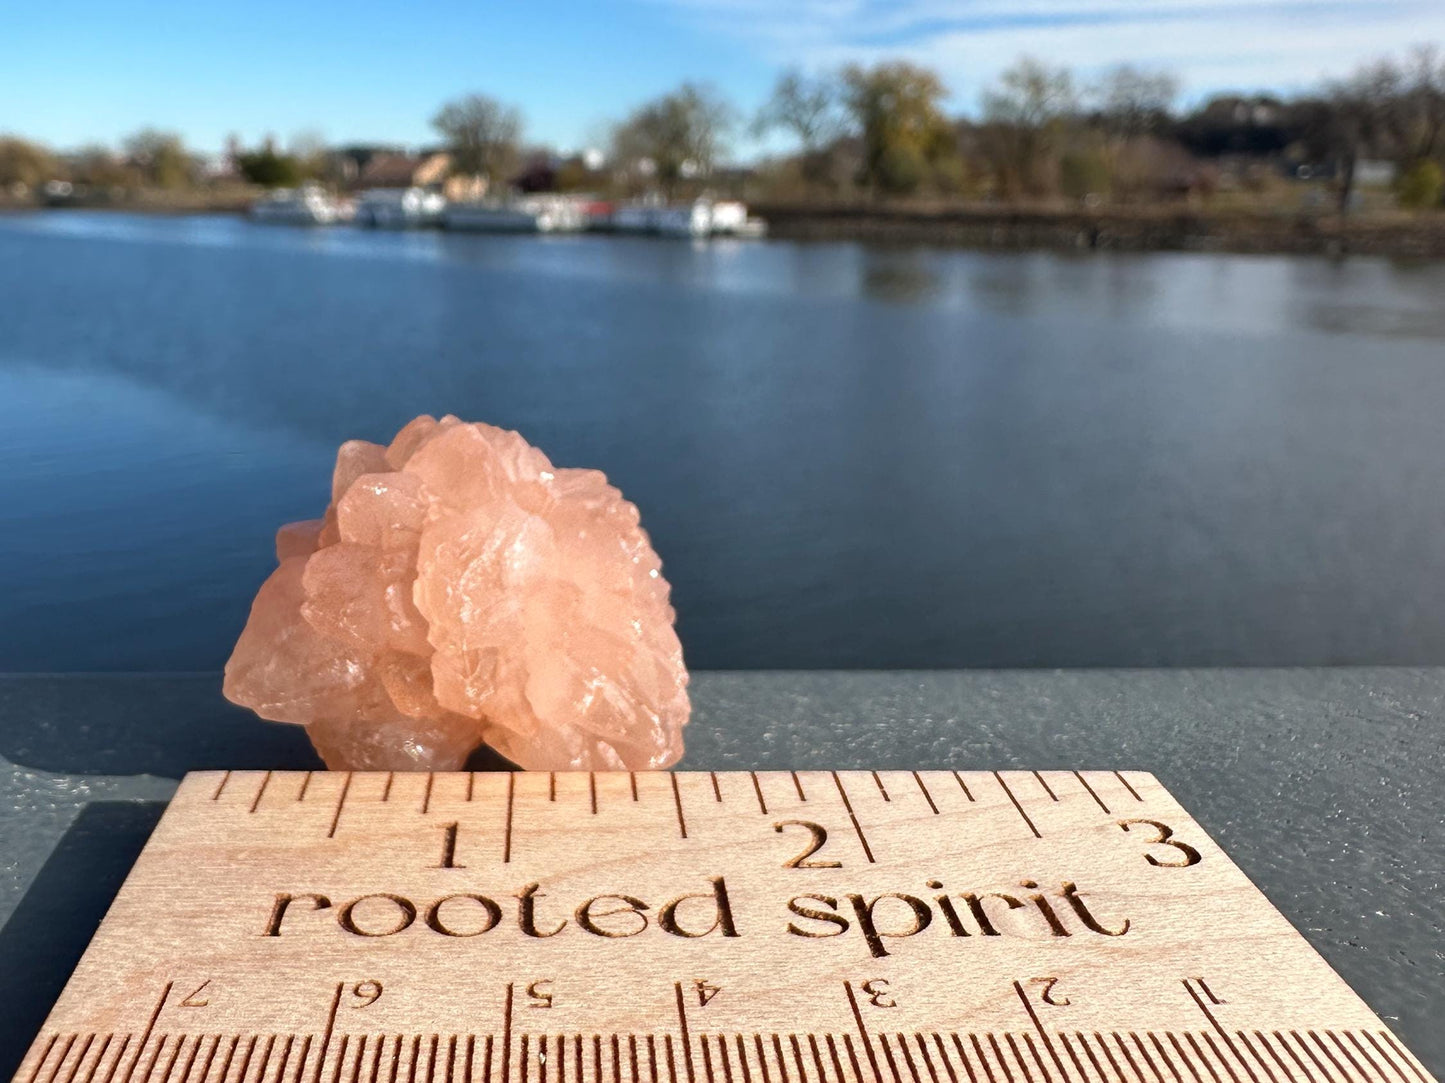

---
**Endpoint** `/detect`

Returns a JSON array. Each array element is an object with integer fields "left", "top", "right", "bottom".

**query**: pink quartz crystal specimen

[{"left": 223, "top": 416, "right": 689, "bottom": 771}]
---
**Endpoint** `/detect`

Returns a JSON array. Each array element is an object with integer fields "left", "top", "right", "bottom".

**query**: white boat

[
  {"left": 707, "top": 200, "right": 768, "bottom": 236},
  {"left": 355, "top": 187, "right": 446, "bottom": 228},
  {"left": 608, "top": 198, "right": 766, "bottom": 239},
  {"left": 250, "top": 185, "right": 344, "bottom": 225},
  {"left": 444, "top": 195, "right": 587, "bottom": 234}
]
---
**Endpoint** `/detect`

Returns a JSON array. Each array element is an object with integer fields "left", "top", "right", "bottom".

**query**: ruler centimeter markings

[{"left": 12, "top": 771, "right": 1437, "bottom": 1083}]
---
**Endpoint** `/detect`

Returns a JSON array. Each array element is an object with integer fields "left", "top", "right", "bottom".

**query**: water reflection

[
  {"left": 3, "top": 211, "right": 1445, "bottom": 671},
  {"left": 860, "top": 250, "right": 945, "bottom": 303}
]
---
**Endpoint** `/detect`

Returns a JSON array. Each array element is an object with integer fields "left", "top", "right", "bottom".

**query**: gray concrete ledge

[{"left": 1, "top": 669, "right": 1441, "bottom": 1077}]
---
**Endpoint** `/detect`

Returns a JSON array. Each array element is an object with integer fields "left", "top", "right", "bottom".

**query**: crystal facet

[{"left": 223, "top": 416, "right": 690, "bottom": 770}]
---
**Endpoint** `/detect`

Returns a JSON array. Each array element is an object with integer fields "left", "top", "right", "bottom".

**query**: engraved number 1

[{"left": 435, "top": 822, "right": 465, "bottom": 869}]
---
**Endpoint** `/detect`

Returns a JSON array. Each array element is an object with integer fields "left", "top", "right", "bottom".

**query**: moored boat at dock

[
  {"left": 355, "top": 187, "right": 446, "bottom": 228},
  {"left": 444, "top": 195, "right": 588, "bottom": 233},
  {"left": 605, "top": 197, "right": 766, "bottom": 238},
  {"left": 250, "top": 185, "right": 348, "bottom": 225}
]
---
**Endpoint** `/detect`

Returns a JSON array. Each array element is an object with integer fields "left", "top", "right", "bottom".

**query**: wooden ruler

[{"left": 14, "top": 771, "right": 1436, "bottom": 1083}]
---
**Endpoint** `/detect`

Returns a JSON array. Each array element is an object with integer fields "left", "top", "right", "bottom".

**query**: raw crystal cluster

[{"left": 223, "top": 416, "right": 689, "bottom": 771}]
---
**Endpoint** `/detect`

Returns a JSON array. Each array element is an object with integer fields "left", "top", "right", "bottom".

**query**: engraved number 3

[
  {"left": 862, "top": 979, "right": 895, "bottom": 1008},
  {"left": 1118, "top": 819, "right": 1201, "bottom": 868}
]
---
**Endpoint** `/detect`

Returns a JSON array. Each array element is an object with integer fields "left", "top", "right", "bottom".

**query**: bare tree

[
  {"left": 1403, "top": 44, "right": 1445, "bottom": 159},
  {"left": 432, "top": 94, "right": 524, "bottom": 184},
  {"left": 754, "top": 69, "right": 841, "bottom": 150},
  {"left": 984, "top": 57, "right": 1076, "bottom": 129},
  {"left": 613, "top": 83, "right": 735, "bottom": 195},
  {"left": 1093, "top": 65, "right": 1179, "bottom": 141},
  {"left": 981, "top": 58, "right": 1077, "bottom": 197},
  {"left": 1309, "top": 58, "right": 1406, "bottom": 214},
  {"left": 753, "top": 69, "right": 844, "bottom": 190}
]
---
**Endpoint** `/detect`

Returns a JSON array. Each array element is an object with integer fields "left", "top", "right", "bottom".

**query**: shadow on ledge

[
  {"left": 0, "top": 801, "right": 166, "bottom": 1081},
  {"left": 0, "top": 674, "right": 320, "bottom": 776},
  {"left": 0, "top": 674, "right": 519, "bottom": 777}
]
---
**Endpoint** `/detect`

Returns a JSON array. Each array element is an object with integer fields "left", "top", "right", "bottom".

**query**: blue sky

[{"left": 4, "top": 0, "right": 1444, "bottom": 157}]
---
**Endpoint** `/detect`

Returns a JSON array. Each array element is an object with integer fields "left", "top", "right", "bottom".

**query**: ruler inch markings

[
  {"left": 1073, "top": 773, "right": 1111, "bottom": 815},
  {"left": 1183, "top": 983, "right": 1264, "bottom": 1083},
  {"left": 12, "top": 772, "right": 1435, "bottom": 1083},
  {"left": 1265, "top": 1037, "right": 1314, "bottom": 1083},
  {"left": 1181, "top": 1035, "right": 1221, "bottom": 1083},
  {"left": 1249, "top": 1036, "right": 1294, "bottom": 1083},
  {"left": 1054, "top": 1036, "right": 1090, "bottom": 1083},
  {"left": 843, "top": 983, "right": 882, "bottom": 1083},
  {"left": 830, "top": 773, "right": 876, "bottom": 863},
  {"left": 674, "top": 984, "right": 696, "bottom": 1083},
  {"left": 504, "top": 775, "right": 516, "bottom": 863},
  {"left": 1377, "top": 1033, "right": 1430, "bottom": 1083},
  {"left": 993, "top": 772, "right": 1041, "bottom": 839},
  {"left": 1031, "top": 773, "right": 1058, "bottom": 803},
  {"left": 502, "top": 986, "right": 514, "bottom": 1083},
  {"left": 932, "top": 1036, "right": 961, "bottom": 1083},
  {"left": 749, "top": 774, "right": 768, "bottom": 816},
  {"left": 309, "top": 985, "right": 344, "bottom": 1083},
  {"left": 119, "top": 983, "right": 173, "bottom": 1083},
  {"left": 60, "top": 1036, "right": 91, "bottom": 1083},
  {"left": 249, "top": 773, "right": 272, "bottom": 814},
  {"left": 1114, "top": 773, "right": 1144, "bottom": 802},
  {"left": 1011, "top": 982, "right": 1071, "bottom": 1083},
  {"left": 671, "top": 774, "right": 688, "bottom": 839},
  {"left": 84, "top": 1037, "right": 116, "bottom": 1083},
  {"left": 26, "top": 1035, "right": 60, "bottom": 1083},
  {"left": 1148, "top": 1035, "right": 1185, "bottom": 1083},
  {"left": 912, "top": 773, "right": 938, "bottom": 814},
  {"left": 951, "top": 772, "right": 975, "bottom": 802},
  {"left": 1359, "top": 1035, "right": 1412, "bottom": 1083},
  {"left": 327, "top": 775, "right": 352, "bottom": 838}
]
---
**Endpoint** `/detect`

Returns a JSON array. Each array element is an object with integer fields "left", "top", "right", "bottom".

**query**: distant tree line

[
  {"left": 746, "top": 46, "right": 1445, "bottom": 212},
  {"left": 3, "top": 44, "right": 1442, "bottom": 213}
]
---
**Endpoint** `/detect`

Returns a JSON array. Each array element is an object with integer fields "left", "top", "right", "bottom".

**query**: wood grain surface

[{"left": 12, "top": 771, "right": 1436, "bottom": 1083}]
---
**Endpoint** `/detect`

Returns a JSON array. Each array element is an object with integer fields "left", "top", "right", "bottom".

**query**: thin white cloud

[{"left": 646, "top": 0, "right": 1445, "bottom": 107}]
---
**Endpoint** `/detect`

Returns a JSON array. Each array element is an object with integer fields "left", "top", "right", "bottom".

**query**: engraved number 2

[
  {"left": 1118, "top": 819, "right": 1201, "bottom": 867},
  {"left": 774, "top": 821, "right": 842, "bottom": 868},
  {"left": 1031, "top": 977, "right": 1070, "bottom": 1006}
]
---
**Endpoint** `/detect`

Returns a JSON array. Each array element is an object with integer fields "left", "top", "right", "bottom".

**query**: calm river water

[{"left": 2, "top": 210, "right": 1445, "bottom": 671}]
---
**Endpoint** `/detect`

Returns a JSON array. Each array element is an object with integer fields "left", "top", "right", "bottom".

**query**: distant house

[
  {"left": 353, "top": 150, "right": 485, "bottom": 201},
  {"left": 359, "top": 150, "right": 448, "bottom": 188}
]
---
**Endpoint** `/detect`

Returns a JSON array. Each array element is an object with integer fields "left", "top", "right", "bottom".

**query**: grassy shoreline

[{"left": 754, "top": 201, "right": 1445, "bottom": 257}]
